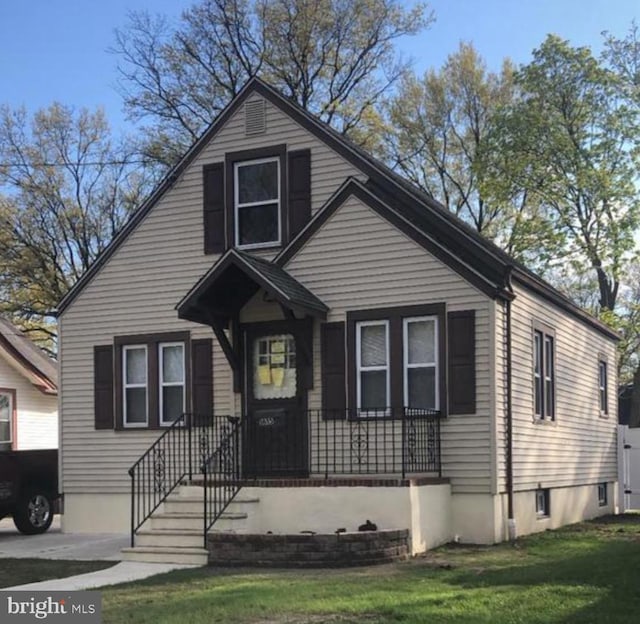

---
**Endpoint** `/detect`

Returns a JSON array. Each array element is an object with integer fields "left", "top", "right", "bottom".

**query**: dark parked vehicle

[{"left": 0, "top": 450, "right": 59, "bottom": 534}]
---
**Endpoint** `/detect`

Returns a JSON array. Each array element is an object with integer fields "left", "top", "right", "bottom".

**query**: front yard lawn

[
  {"left": 102, "top": 514, "right": 640, "bottom": 624},
  {"left": 0, "top": 559, "right": 115, "bottom": 589}
]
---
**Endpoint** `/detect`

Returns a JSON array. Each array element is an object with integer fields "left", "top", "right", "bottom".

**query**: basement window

[
  {"left": 598, "top": 483, "right": 607, "bottom": 507},
  {"left": 535, "top": 489, "right": 550, "bottom": 518}
]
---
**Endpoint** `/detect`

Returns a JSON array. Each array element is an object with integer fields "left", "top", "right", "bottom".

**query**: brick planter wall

[{"left": 207, "top": 529, "right": 410, "bottom": 567}]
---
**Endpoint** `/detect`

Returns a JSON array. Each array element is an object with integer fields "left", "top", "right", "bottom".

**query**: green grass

[
  {"left": 102, "top": 514, "right": 640, "bottom": 624},
  {"left": 0, "top": 558, "right": 115, "bottom": 588}
]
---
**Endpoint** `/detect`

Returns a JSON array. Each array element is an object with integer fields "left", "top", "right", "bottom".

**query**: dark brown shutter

[
  {"left": 203, "top": 163, "right": 225, "bottom": 254},
  {"left": 94, "top": 345, "right": 114, "bottom": 430},
  {"left": 288, "top": 149, "right": 311, "bottom": 241},
  {"left": 321, "top": 322, "right": 346, "bottom": 419},
  {"left": 448, "top": 310, "right": 476, "bottom": 415},
  {"left": 192, "top": 339, "right": 213, "bottom": 416},
  {"left": 299, "top": 318, "right": 314, "bottom": 390}
]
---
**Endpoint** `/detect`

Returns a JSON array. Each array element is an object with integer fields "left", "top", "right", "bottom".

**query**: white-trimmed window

[
  {"left": 123, "top": 345, "right": 148, "bottom": 427},
  {"left": 0, "top": 389, "right": 14, "bottom": 451},
  {"left": 159, "top": 343, "right": 185, "bottom": 425},
  {"left": 598, "top": 360, "right": 608, "bottom": 415},
  {"left": 403, "top": 316, "right": 438, "bottom": 410},
  {"left": 534, "top": 326, "right": 555, "bottom": 420},
  {"left": 356, "top": 321, "right": 389, "bottom": 412},
  {"left": 234, "top": 157, "right": 280, "bottom": 248}
]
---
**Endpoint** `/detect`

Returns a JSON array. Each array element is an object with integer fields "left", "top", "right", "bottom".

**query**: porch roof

[{"left": 176, "top": 249, "right": 328, "bottom": 325}]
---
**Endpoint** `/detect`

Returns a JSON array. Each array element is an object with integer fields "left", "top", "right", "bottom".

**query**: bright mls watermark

[{"left": 1, "top": 591, "right": 101, "bottom": 623}]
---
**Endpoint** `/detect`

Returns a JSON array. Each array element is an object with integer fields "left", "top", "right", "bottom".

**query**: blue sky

[{"left": 0, "top": 0, "right": 637, "bottom": 135}]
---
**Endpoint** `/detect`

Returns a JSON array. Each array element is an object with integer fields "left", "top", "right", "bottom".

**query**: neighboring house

[
  {"left": 0, "top": 318, "right": 58, "bottom": 451},
  {"left": 56, "top": 79, "right": 618, "bottom": 565}
]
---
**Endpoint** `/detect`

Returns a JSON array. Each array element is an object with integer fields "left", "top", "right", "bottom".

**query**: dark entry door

[{"left": 243, "top": 321, "right": 309, "bottom": 477}]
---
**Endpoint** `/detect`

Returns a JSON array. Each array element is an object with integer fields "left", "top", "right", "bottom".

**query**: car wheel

[{"left": 13, "top": 490, "right": 54, "bottom": 535}]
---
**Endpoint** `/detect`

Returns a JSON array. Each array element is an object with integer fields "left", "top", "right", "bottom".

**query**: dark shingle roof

[
  {"left": 176, "top": 249, "right": 328, "bottom": 324},
  {"left": 236, "top": 252, "right": 328, "bottom": 316},
  {"left": 0, "top": 317, "right": 57, "bottom": 390},
  {"left": 58, "top": 77, "right": 618, "bottom": 341}
]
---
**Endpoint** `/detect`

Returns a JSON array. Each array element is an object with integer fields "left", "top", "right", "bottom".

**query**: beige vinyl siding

[
  {"left": 0, "top": 353, "right": 58, "bottom": 450},
  {"left": 59, "top": 96, "right": 365, "bottom": 494},
  {"left": 284, "top": 196, "right": 493, "bottom": 494},
  {"left": 504, "top": 282, "right": 618, "bottom": 491}
]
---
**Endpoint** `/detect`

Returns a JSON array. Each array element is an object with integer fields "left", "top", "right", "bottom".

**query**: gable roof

[
  {"left": 55, "top": 77, "right": 618, "bottom": 341},
  {"left": 0, "top": 317, "right": 58, "bottom": 394},
  {"left": 177, "top": 249, "right": 328, "bottom": 325},
  {"left": 275, "top": 178, "right": 509, "bottom": 300}
]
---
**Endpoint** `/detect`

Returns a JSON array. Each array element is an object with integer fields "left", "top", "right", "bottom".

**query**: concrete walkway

[
  {"left": 2, "top": 561, "right": 200, "bottom": 591},
  {"left": 0, "top": 516, "right": 127, "bottom": 561},
  {"left": 0, "top": 517, "right": 201, "bottom": 590}
]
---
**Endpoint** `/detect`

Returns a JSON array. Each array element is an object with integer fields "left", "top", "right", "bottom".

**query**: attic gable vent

[{"left": 245, "top": 99, "right": 266, "bottom": 135}]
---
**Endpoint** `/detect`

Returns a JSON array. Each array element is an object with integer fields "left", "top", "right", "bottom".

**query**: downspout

[{"left": 503, "top": 269, "right": 516, "bottom": 541}]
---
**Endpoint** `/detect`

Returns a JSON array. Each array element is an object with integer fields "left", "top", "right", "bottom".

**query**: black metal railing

[
  {"left": 128, "top": 414, "right": 240, "bottom": 547},
  {"left": 128, "top": 415, "right": 189, "bottom": 547},
  {"left": 203, "top": 417, "right": 241, "bottom": 548},
  {"left": 129, "top": 408, "right": 441, "bottom": 547},
  {"left": 242, "top": 407, "right": 441, "bottom": 479}
]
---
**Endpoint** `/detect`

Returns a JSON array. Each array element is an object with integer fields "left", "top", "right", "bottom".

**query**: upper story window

[
  {"left": 533, "top": 324, "right": 555, "bottom": 421},
  {"left": 598, "top": 359, "right": 608, "bottom": 415},
  {"left": 234, "top": 157, "right": 281, "bottom": 249}
]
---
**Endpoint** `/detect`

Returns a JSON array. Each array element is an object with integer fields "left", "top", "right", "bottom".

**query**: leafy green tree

[
  {"left": 0, "top": 104, "right": 152, "bottom": 352},
  {"left": 384, "top": 42, "right": 558, "bottom": 267},
  {"left": 112, "top": 0, "right": 432, "bottom": 165},
  {"left": 482, "top": 34, "right": 640, "bottom": 312}
]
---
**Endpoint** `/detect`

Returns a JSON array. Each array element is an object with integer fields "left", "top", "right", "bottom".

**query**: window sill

[
  {"left": 115, "top": 425, "right": 165, "bottom": 432},
  {"left": 532, "top": 416, "right": 556, "bottom": 426},
  {"left": 236, "top": 242, "right": 282, "bottom": 252}
]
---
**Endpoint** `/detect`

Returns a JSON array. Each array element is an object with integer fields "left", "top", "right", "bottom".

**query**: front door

[{"left": 243, "top": 321, "right": 308, "bottom": 478}]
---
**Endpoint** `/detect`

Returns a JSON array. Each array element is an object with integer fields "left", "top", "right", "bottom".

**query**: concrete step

[
  {"left": 163, "top": 496, "right": 259, "bottom": 515},
  {"left": 151, "top": 510, "right": 248, "bottom": 531},
  {"left": 174, "top": 485, "right": 259, "bottom": 504},
  {"left": 136, "top": 528, "right": 205, "bottom": 549},
  {"left": 121, "top": 546, "right": 208, "bottom": 566},
  {"left": 163, "top": 497, "right": 205, "bottom": 514}
]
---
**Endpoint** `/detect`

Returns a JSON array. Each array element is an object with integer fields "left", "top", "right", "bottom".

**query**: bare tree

[
  {"left": 0, "top": 104, "right": 153, "bottom": 351},
  {"left": 112, "top": 0, "right": 432, "bottom": 165}
]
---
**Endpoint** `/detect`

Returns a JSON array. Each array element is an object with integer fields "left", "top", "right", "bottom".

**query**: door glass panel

[{"left": 253, "top": 334, "right": 297, "bottom": 400}]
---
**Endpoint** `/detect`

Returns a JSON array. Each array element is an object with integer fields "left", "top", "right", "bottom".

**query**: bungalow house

[
  {"left": 56, "top": 79, "right": 618, "bottom": 565},
  {"left": 0, "top": 317, "right": 58, "bottom": 451}
]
